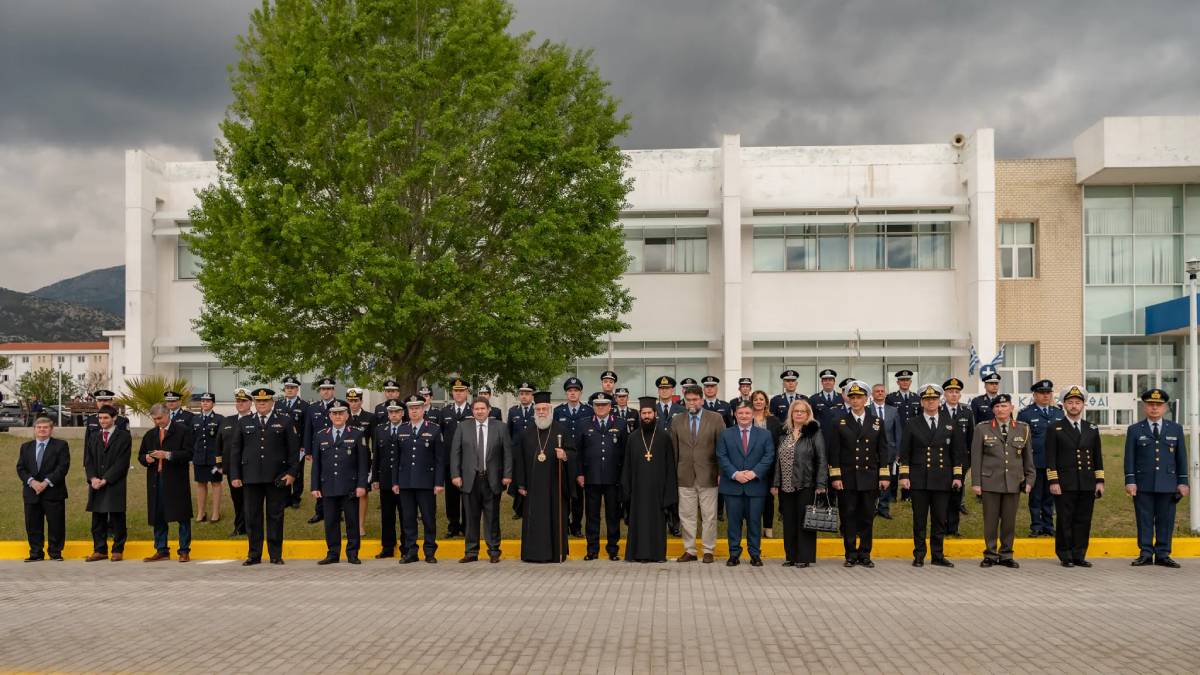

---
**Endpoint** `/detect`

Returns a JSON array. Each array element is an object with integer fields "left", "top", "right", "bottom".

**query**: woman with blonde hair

[{"left": 771, "top": 398, "right": 828, "bottom": 567}]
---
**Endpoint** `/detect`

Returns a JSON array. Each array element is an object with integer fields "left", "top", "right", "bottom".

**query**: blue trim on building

[{"left": 1145, "top": 294, "right": 1200, "bottom": 335}]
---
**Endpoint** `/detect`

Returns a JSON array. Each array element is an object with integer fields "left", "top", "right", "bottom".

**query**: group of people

[{"left": 15, "top": 366, "right": 1190, "bottom": 569}]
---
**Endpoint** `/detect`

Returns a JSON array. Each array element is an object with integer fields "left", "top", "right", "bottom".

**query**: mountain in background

[
  {"left": 0, "top": 286, "right": 122, "bottom": 342},
  {"left": 30, "top": 265, "right": 125, "bottom": 316}
]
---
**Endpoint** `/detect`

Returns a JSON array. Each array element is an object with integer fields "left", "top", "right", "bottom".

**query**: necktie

[
  {"left": 1000, "top": 424, "right": 1008, "bottom": 442},
  {"left": 261, "top": 415, "right": 267, "bottom": 427},
  {"left": 1153, "top": 422, "right": 1160, "bottom": 439},
  {"left": 691, "top": 414, "right": 699, "bottom": 437},
  {"left": 477, "top": 423, "right": 486, "bottom": 467},
  {"left": 1073, "top": 420, "right": 1080, "bottom": 433},
  {"left": 157, "top": 427, "right": 165, "bottom": 473},
  {"left": 740, "top": 427, "right": 749, "bottom": 455},
  {"left": 877, "top": 405, "right": 884, "bottom": 419},
  {"left": 391, "top": 425, "right": 399, "bottom": 438},
  {"left": 334, "top": 429, "right": 340, "bottom": 444},
  {"left": 929, "top": 417, "right": 936, "bottom": 432},
  {"left": 102, "top": 430, "right": 109, "bottom": 446},
  {"left": 35, "top": 441, "right": 45, "bottom": 470}
]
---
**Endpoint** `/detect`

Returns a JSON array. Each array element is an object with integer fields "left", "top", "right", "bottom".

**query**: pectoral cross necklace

[{"left": 642, "top": 428, "right": 657, "bottom": 462}]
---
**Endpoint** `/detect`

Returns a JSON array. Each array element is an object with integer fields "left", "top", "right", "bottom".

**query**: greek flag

[
  {"left": 968, "top": 345, "right": 979, "bottom": 375},
  {"left": 988, "top": 344, "right": 1007, "bottom": 370}
]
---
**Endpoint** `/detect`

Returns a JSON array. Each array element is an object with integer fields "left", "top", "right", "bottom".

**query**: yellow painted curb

[{"left": 0, "top": 537, "right": 1196, "bottom": 561}]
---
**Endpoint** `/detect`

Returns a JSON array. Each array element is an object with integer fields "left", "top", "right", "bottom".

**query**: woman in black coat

[
  {"left": 84, "top": 409, "right": 132, "bottom": 561},
  {"left": 138, "top": 405, "right": 194, "bottom": 561},
  {"left": 749, "top": 390, "right": 783, "bottom": 536},
  {"left": 771, "top": 398, "right": 829, "bottom": 567}
]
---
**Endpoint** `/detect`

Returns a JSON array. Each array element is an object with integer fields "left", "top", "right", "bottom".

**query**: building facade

[{"left": 0, "top": 342, "right": 111, "bottom": 399}]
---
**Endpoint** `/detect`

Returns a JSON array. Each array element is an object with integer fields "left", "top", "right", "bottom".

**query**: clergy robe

[
  {"left": 621, "top": 425, "right": 677, "bottom": 562},
  {"left": 514, "top": 421, "right": 578, "bottom": 562}
]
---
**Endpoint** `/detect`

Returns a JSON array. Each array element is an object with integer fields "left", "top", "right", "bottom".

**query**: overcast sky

[{"left": 2, "top": 0, "right": 1198, "bottom": 292}]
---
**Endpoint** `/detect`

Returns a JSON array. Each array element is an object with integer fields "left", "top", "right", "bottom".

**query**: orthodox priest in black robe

[
  {"left": 514, "top": 391, "right": 577, "bottom": 563},
  {"left": 621, "top": 397, "right": 678, "bottom": 562}
]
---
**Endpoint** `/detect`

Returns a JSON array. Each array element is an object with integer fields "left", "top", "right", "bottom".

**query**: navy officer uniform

[
  {"left": 970, "top": 367, "right": 1001, "bottom": 424},
  {"left": 652, "top": 376, "right": 685, "bottom": 432},
  {"left": 769, "top": 370, "right": 806, "bottom": 420},
  {"left": 939, "top": 377, "right": 975, "bottom": 534},
  {"left": 302, "top": 377, "right": 349, "bottom": 523},
  {"left": 1125, "top": 388, "right": 1189, "bottom": 568},
  {"left": 84, "top": 390, "right": 130, "bottom": 441},
  {"left": 392, "top": 395, "right": 445, "bottom": 563},
  {"left": 507, "top": 382, "right": 538, "bottom": 519},
  {"left": 435, "top": 378, "right": 474, "bottom": 538},
  {"left": 274, "top": 376, "right": 309, "bottom": 507},
  {"left": 826, "top": 381, "right": 891, "bottom": 566},
  {"left": 700, "top": 375, "right": 732, "bottom": 427},
  {"left": 613, "top": 387, "right": 640, "bottom": 433},
  {"left": 311, "top": 403, "right": 369, "bottom": 564},
  {"left": 1017, "top": 379, "right": 1063, "bottom": 537},
  {"left": 578, "top": 392, "right": 627, "bottom": 560},
  {"left": 809, "top": 369, "right": 845, "bottom": 425},
  {"left": 555, "top": 377, "right": 593, "bottom": 537},
  {"left": 884, "top": 370, "right": 922, "bottom": 426},
  {"left": 728, "top": 377, "right": 755, "bottom": 411},
  {"left": 1044, "top": 385, "right": 1104, "bottom": 567},
  {"left": 899, "top": 384, "right": 965, "bottom": 567},
  {"left": 371, "top": 401, "right": 408, "bottom": 558},
  {"left": 229, "top": 388, "right": 303, "bottom": 565},
  {"left": 190, "top": 393, "right": 224, "bottom": 485}
]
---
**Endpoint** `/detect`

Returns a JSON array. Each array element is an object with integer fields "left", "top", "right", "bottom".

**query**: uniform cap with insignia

[
  {"left": 589, "top": 392, "right": 613, "bottom": 406},
  {"left": 1141, "top": 388, "right": 1169, "bottom": 403},
  {"left": 845, "top": 381, "right": 869, "bottom": 398},
  {"left": 780, "top": 369, "right": 799, "bottom": 381},
  {"left": 1030, "top": 379, "right": 1054, "bottom": 393},
  {"left": 737, "top": 377, "right": 752, "bottom": 386},
  {"left": 234, "top": 387, "right": 251, "bottom": 401},
  {"left": 732, "top": 398, "right": 753, "bottom": 409},
  {"left": 942, "top": 377, "right": 963, "bottom": 391},
  {"left": 533, "top": 391, "right": 553, "bottom": 405},
  {"left": 819, "top": 368, "right": 837, "bottom": 380},
  {"left": 638, "top": 396, "right": 658, "bottom": 410},
  {"left": 198, "top": 392, "right": 216, "bottom": 402},
  {"left": 919, "top": 384, "right": 943, "bottom": 399},
  {"left": 894, "top": 370, "right": 914, "bottom": 379},
  {"left": 449, "top": 377, "right": 469, "bottom": 390},
  {"left": 1061, "top": 385, "right": 1087, "bottom": 402},
  {"left": 991, "top": 393, "right": 1012, "bottom": 408},
  {"left": 345, "top": 388, "right": 363, "bottom": 401},
  {"left": 679, "top": 377, "right": 697, "bottom": 387},
  {"left": 385, "top": 401, "right": 404, "bottom": 411},
  {"left": 701, "top": 375, "right": 720, "bottom": 386},
  {"left": 655, "top": 376, "right": 676, "bottom": 388},
  {"left": 281, "top": 376, "right": 301, "bottom": 387},
  {"left": 979, "top": 366, "right": 1001, "bottom": 383},
  {"left": 477, "top": 385, "right": 493, "bottom": 395},
  {"left": 517, "top": 381, "right": 535, "bottom": 392},
  {"left": 838, "top": 377, "right": 855, "bottom": 390},
  {"left": 382, "top": 379, "right": 400, "bottom": 390},
  {"left": 92, "top": 389, "right": 116, "bottom": 399},
  {"left": 600, "top": 370, "right": 618, "bottom": 382},
  {"left": 162, "top": 390, "right": 181, "bottom": 401},
  {"left": 327, "top": 402, "right": 348, "bottom": 413},
  {"left": 251, "top": 387, "right": 275, "bottom": 401},
  {"left": 317, "top": 377, "right": 336, "bottom": 388},
  {"left": 404, "top": 394, "right": 424, "bottom": 407},
  {"left": 418, "top": 385, "right": 433, "bottom": 396},
  {"left": 614, "top": 387, "right": 630, "bottom": 396},
  {"left": 563, "top": 377, "right": 583, "bottom": 391}
]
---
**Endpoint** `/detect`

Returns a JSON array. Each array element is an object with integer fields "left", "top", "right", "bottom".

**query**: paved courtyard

[{"left": 0, "top": 557, "right": 1194, "bottom": 673}]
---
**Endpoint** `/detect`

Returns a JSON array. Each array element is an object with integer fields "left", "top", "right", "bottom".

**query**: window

[
  {"left": 624, "top": 227, "right": 707, "bottom": 273},
  {"left": 21, "top": 356, "right": 28, "bottom": 363},
  {"left": 76, "top": 374, "right": 85, "bottom": 383},
  {"left": 177, "top": 240, "right": 200, "bottom": 280},
  {"left": 998, "top": 343, "right": 1036, "bottom": 394},
  {"left": 999, "top": 221, "right": 1035, "bottom": 278},
  {"left": 77, "top": 356, "right": 85, "bottom": 363},
  {"left": 56, "top": 356, "right": 64, "bottom": 364},
  {"left": 753, "top": 223, "right": 950, "bottom": 271}
]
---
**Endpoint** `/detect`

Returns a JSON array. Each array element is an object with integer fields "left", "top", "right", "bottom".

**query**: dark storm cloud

[{"left": 2, "top": 0, "right": 1199, "bottom": 290}]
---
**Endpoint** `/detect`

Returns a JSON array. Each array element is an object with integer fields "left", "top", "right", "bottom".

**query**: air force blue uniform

[
  {"left": 311, "top": 425, "right": 369, "bottom": 562},
  {"left": 190, "top": 412, "right": 223, "bottom": 482},
  {"left": 555, "top": 401, "right": 593, "bottom": 534},
  {"left": 1017, "top": 403, "right": 1064, "bottom": 534},
  {"left": 1124, "top": 417, "right": 1189, "bottom": 560},
  {"left": 392, "top": 419, "right": 445, "bottom": 560},
  {"left": 579, "top": 415, "right": 627, "bottom": 558}
]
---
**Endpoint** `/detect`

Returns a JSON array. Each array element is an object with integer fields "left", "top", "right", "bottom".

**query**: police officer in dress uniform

[
  {"left": 163, "top": 390, "right": 194, "bottom": 427},
  {"left": 578, "top": 392, "right": 627, "bottom": 560},
  {"left": 507, "top": 382, "right": 537, "bottom": 519},
  {"left": 700, "top": 375, "right": 732, "bottom": 427},
  {"left": 345, "top": 388, "right": 376, "bottom": 536},
  {"left": 1018, "top": 379, "right": 1063, "bottom": 537},
  {"left": 303, "top": 377, "right": 348, "bottom": 524},
  {"left": 436, "top": 377, "right": 474, "bottom": 537},
  {"left": 216, "top": 387, "right": 252, "bottom": 536},
  {"left": 84, "top": 390, "right": 130, "bottom": 441},
  {"left": 595, "top": 370, "right": 619, "bottom": 401},
  {"left": 555, "top": 377, "right": 592, "bottom": 537},
  {"left": 826, "top": 381, "right": 891, "bottom": 567},
  {"left": 275, "top": 376, "right": 309, "bottom": 508},
  {"left": 311, "top": 401, "right": 369, "bottom": 565},
  {"left": 770, "top": 370, "right": 805, "bottom": 420},
  {"left": 970, "top": 366, "right": 1001, "bottom": 424},
  {"left": 729, "top": 377, "right": 754, "bottom": 411},
  {"left": 809, "top": 369, "right": 844, "bottom": 424},
  {"left": 392, "top": 395, "right": 445, "bottom": 563},
  {"left": 940, "top": 377, "right": 975, "bottom": 534},
  {"left": 373, "top": 379, "right": 405, "bottom": 422},
  {"left": 372, "top": 400, "right": 406, "bottom": 558},
  {"left": 476, "top": 385, "right": 504, "bottom": 421},
  {"left": 189, "top": 392, "right": 223, "bottom": 523},
  {"left": 613, "top": 387, "right": 639, "bottom": 433},
  {"left": 1045, "top": 385, "right": 1104, "bottom": 567},
  {"left": 885, "top": 370, "right": 922, "bottom": 425},
  {"left": 230, "top": 387, "right": 303, "bottom": 565},
  {"left": 899, "top": 384, "right": 964, "bottom": 568},
  {"left": 1125, "top": 388, "right": 1189, "bottom": 568}
]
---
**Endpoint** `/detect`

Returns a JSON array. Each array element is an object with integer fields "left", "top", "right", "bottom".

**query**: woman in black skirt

[{"left": 771, "top": 398, "right": 828, "bottom": 567}]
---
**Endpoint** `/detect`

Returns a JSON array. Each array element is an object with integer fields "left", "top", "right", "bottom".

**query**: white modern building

[{"left": 0, "top": 342, "right": 111, "bottom": 399}]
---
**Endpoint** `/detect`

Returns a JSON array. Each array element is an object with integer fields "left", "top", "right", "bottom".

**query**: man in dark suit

[
  {"left": 83, "top": 390, "right": 130, "bottom": 441},
  {"left": 372, "top": 401, "right": 407, "bottom": 559},
  {"left": 230, "top": 387, "right": 303, "bottom": 565},
  {"left": 827, "top": 381, "right": 891, "bottom": 567},
  {"left": 311, "top": 402, "right": 370, "bottom": 565},
  {"left": 899, "top": 384, "right": 964, "bottom": 567},
  {"left": 716, "top": 400, "right": 775, "bottom": 566},
  {"left": 84, "top": 405, "right": 132, "bottom": 561},
  {"left": 450, "top": 397, "right": 513, "bottom": 563},
  {"left": 16, "top": 416, "right": 70, "bottom": 561},
  {"left": 138, "top": 403, "right": 194, "bottom": 562},
  {"left": 1046, "top": 385, "right": 1104, "bottom": 567},
  {"left": 1125, "top": 388, "right": 1189, "bottom": 568},
  {"left": 869, "top": 383, "right": 903, "bottom": 519}
]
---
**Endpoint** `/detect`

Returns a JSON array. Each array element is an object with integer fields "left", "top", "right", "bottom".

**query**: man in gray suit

[
  {"left": 451, "top": 397, "right": 513, "bottom": 563},
  {"left": 870, "top": 384, "right": 903, "bottom": 519}
]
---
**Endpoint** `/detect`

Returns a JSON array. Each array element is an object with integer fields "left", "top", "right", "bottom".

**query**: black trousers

[
  {"left": 838, "top": 489, "right": 878, "bottom": 560},
  {"left": 24, "top": 498, "right": 66, "bottom": 558},
  {"left": 585, "top": 483, "right": 622, "bottom": 556},
  {"left": 946, "top": 487, "right": 965, "bottom": 534},
  {"left": 244, "top": 482, "right": 289, "bottom": 561},
  {"left": 226, "top": 472, "right": 245, "bottom": 533},
  {"left": 322, "top": 494, "right": 360, "bottom": 560},
  {"left": 910, "top": 489, "right": 951, "bottom": 560},
  {"left": 445, "top": 478, "right": 463, "bottom": 532},
  {"left": 1054, "top": 490, "right": 1096, "bottom": 562},
  {"left": 90, "top": 511, "right": 127, "bottom": 554},
  {"left": 290, "top": 463, "right": 305, "bottom": 506},
  {"left": 399, "top": 489, "right": 438, "bottom": 558},
  {"left": 761, "top": 466, "right": 775, "bottom": 529},
  {"left": 1029, "top": 468, "right": 1054, "bottom": 532},
  {"left": 378, "top": 485, "right": 406, "bottom": 554},
  {"left": 778, "top": 488, "right": 817, "bottom": 563},
  {"left": 511, "top": 491, "right": 524, "bottom": 517},
  {"left": 570, "top": 484, "right": 584, "bottom": 533},
  {"left": 464, "top": 475, "right": 501, "bottom": 557}
]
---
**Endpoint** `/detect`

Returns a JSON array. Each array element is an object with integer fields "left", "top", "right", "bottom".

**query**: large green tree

[
  {"left": 17, "top": 368, "right": 78, "bottom": 405},
  {"left": 189, "top": 0, "right": 632, "bottom": 393}
]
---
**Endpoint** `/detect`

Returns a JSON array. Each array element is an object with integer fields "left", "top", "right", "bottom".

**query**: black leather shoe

[
  {"left": 931, "top": 558, "right": 954, "bottom": 568},
  {"left": 584, "top": 554, "right": 598, "bottom": 561},
  {"left": 347, "top": 557, "right": 361, "bottom": 565},
  {"left": 1041, "top": 529, "right": 1055, "bottom": 537},
  {"left": 843, "top": 559, "right": 856, "bottom": 568},
  {"left": 23, "top": 556, "right": 43, "bottom": 563},
  {"left": 669, "top": 527, "right": 681, "bottom": 537},
  {"left": 317, "top": 557, "right": 338, "bottom": 565},
  {"left": 875, "top": 511, "right": 893, "bottom": 520},
  {"left": 570, "top": 528, "right": 584, "bottom": 538},
  {"left": 1028, "top": 530, "right": 1042, "bottom": 538},
  {"left": 609, "top": 554, "right": 620, "bottom": 561},
  {"left": 859, "top": 558, "right": 875, "bottom": 568},
  {"left": 307, "top": 515, "right": 323, "bottom": 524},
  {"left": 1060, "top": 560, "right": 1075, "bottom": 568},
  {"left": 425, "top": 556, "right": 437, "bottom": 564},
  {"left": 399, "top": 554, "right": 419, "bottom": 564},
  {"left": 228, "top": 528, "right": 243, "bottom": 537},
  {"left": 489, "top": 554, "right": 501, "bottom": 564},
  {"left": 912, "top": 559, "right": 924, "bottom": 567},
  {"left": 48, "top": 554, "right": 64, "bottom": 561},
  {"left": 980, "top": 558, "right": 995, "bottom": 568},
  {"left": 1131, "top": 556, "right": 1154, "bottom": 566},
  {"left": 459, "top": 556, "right": 478, "bottom": 563},
  {"left": 782, "top": 561, "right": 795, "bottom": 567},
  {"left": 997, "top": 559, "right": 1020, "bottom": 568},
  {"left": 795, "top": 562, "right": 810, "bottom": 568},
  {"left": 512, "top": 513, "right": 522, "bottom": 520},
  {"left": 242, "top": 558, "right": 260, "bottom": 566},
  {"left": 726, "top": 557, "right": 739, "bottom": 567},
  {"left": 375, "top": 550, "right": 395, "bottom": 559},
  {"left": 958, "top": 504, "right": 968, "bottom": 515},
  {"left": 1074, "top": 559, "right": 1093, "bottom": 568},
  {"left": 750, "top": 556, "right": 763, "bottom": 567},
  {"left": 1155, "top": 557, "right": 1181, "bottom": 568},
  {"left": 270, "top": 558, "right": 285, "bottom": 565}
]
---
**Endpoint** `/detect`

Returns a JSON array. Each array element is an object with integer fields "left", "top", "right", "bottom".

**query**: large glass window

[
  {"left": 177, "top": 240, "right": 200, "bottom": 280},
  {"left": 998, "top": 343, "right": 1036, "bottom": 394},
  {"left": 623, "top": 227, "right": 708, "bottom": 273},
  {"left": 751, "top": 222, "right": 951, "bottom": 271},
  {"left": 999, "top": 221, "right": 1036, "bottom": 278}
]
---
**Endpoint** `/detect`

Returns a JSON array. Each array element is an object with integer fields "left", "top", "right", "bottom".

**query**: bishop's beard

[{"left": 534, "top": 416, "right": 552, "bottom": 430}]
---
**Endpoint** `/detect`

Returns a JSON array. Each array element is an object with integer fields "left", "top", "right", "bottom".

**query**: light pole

[{"left": 1188, "top": 258, "right": 1200, "bottom": 533}]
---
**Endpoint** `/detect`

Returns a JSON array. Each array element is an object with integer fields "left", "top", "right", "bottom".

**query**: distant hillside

[
  {"left": 31, "top": 265, "right": 124, "bottom": 316},
  {"left": 0, "top": 286, "right": 122, "bottom": 342}
]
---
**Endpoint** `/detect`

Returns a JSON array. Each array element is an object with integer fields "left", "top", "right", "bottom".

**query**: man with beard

[
  {"left": 513, "top": 392, "right": 577, "bottom": 562},
  {"left": 622, "top": 397, "right": 677, "bottom": 562}
]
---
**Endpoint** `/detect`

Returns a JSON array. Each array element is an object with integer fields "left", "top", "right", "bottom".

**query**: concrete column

[
  {"left": 962, "top": 129, "right": 997, "bottom": 391},
  {"left": 721, "top": 134, "right": 743, "bottom": 398},
  {"left": 123, "top": 150, "right": 159, "bottom": 389}
]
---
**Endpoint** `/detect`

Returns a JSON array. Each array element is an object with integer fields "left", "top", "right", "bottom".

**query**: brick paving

[{"left": 0, "top": 557, "right": 1194, "bottom": 673}]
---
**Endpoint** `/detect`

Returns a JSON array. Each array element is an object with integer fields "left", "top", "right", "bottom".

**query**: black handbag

[{"left": 803, "top": 491, "right": 839, "bottom": 533}]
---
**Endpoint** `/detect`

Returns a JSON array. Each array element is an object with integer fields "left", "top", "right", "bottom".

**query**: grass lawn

[{"left": 1, "top": 432, "right": 1192, "bottom": 542}]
